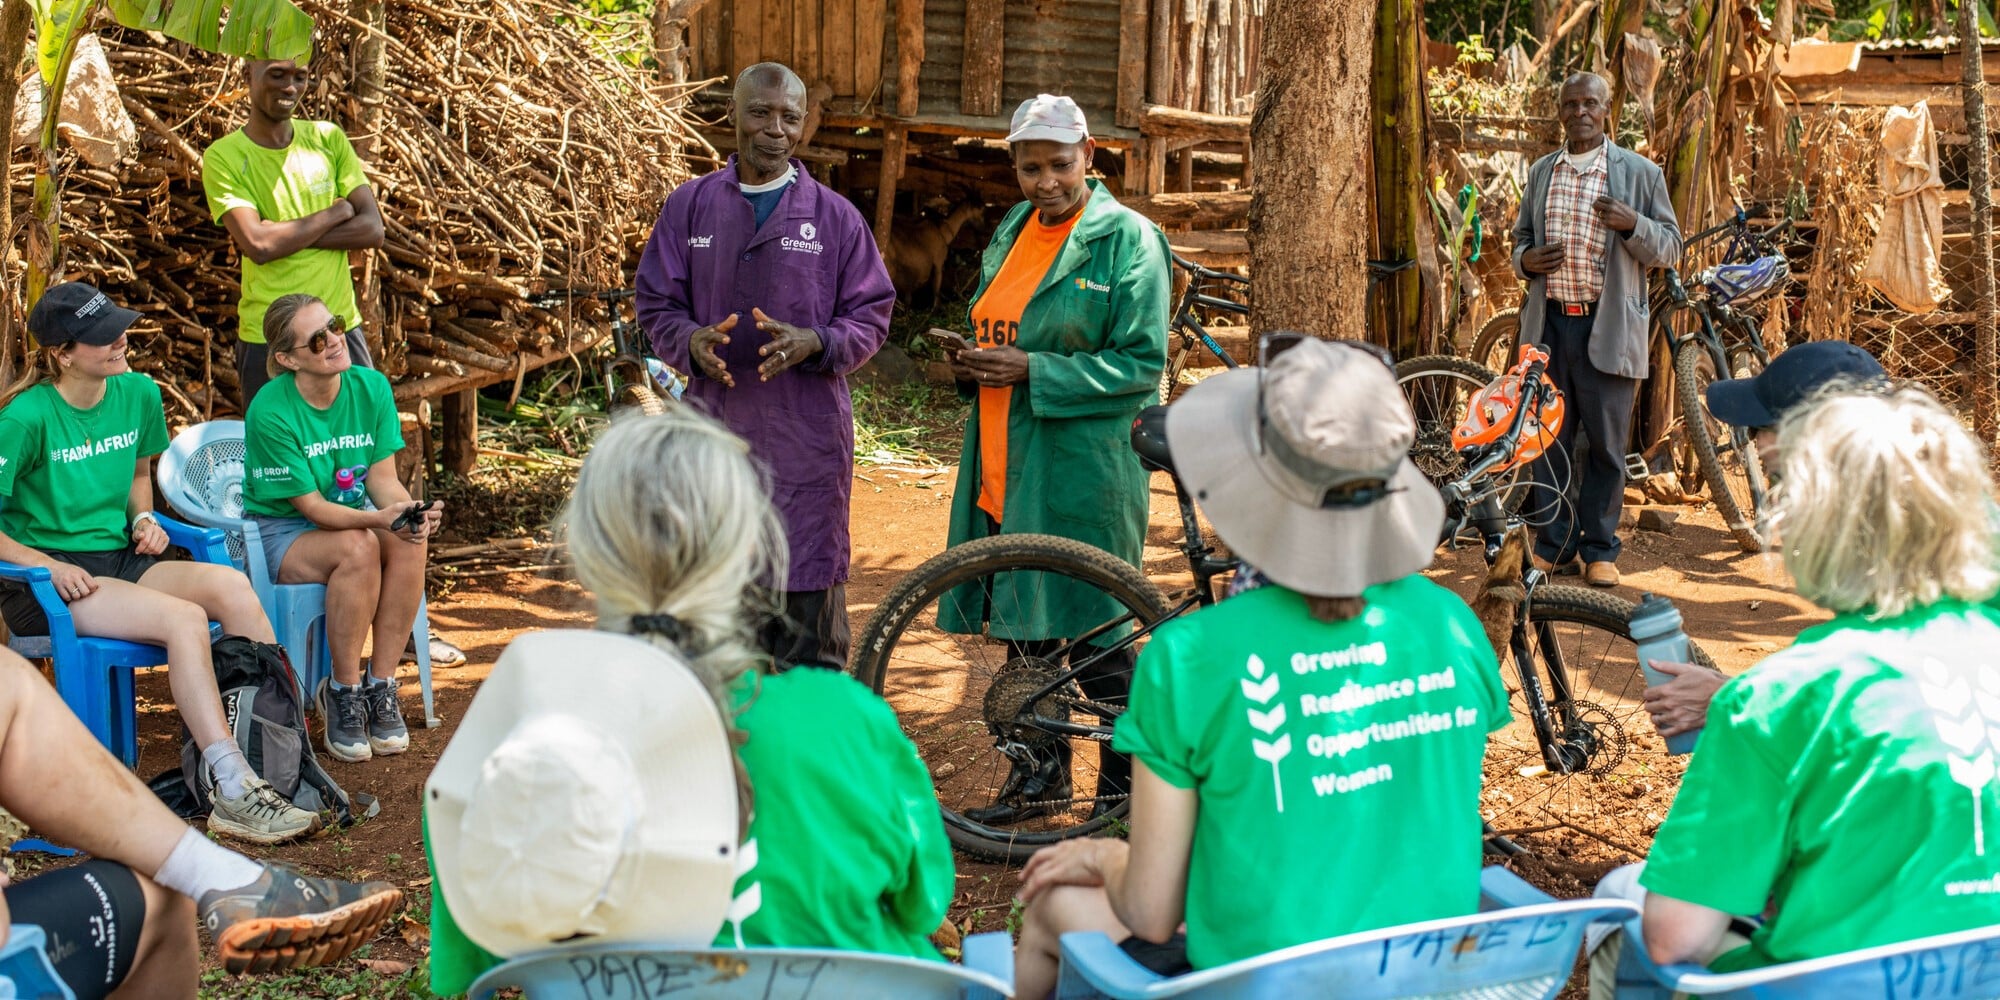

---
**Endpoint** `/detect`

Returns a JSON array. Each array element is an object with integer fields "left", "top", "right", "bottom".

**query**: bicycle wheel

[
  {"left": 1674, "top": 341, "right": 1768, "bottom": 552},
  {"left": 1470, "top": 308, "right": 1520, "bottom": 373},
  {"left": 854, "top": 533, "right": 1170, "bottom": 864},
  {"left": 1396, "top": 355, "right": 1501, "bottom": 489},
  {"left": 613, "top": 381, "right": 668, "bottom": 417},
  {"left": 1481, "top": 585, "right": 1719, "bottom": 868},
  {"left": 1161, "top": 339, "right": 1191, "bottom": 403}
]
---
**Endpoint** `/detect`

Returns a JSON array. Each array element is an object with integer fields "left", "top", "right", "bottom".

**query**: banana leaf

[{"left": 29, "top": 0, "right": 310, "bottom": 85}]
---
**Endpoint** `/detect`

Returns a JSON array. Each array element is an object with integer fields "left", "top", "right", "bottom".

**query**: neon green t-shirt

[
  {"left": 201, "top": 121, "right": 368, "bottom": 344},
  {"left": 422, "top": 667, "right": 954, "bottom": 996},
  {"left": 1642, "top": 600, "right": 2000, "bottom": 972},
  {"left": 0, "top": 375, "right": 167, "bottom": 552},
  {"left": 1114, "top": 576, "right": 1511, "bottom": 971},
  {"left": 242, "top": 367, "right": 402, "bottom": 518}
]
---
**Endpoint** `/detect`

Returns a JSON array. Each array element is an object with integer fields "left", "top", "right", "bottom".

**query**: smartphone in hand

[{"left": 920, "top": 327, "right": 972, "bottom": 355}]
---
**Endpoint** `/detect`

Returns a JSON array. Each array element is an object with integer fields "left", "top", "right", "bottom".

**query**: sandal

[{"left": 406, "top": 634, "right": 467, "bottom": 666}]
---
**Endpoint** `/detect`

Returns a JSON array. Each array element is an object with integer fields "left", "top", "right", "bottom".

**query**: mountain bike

[
  {"left": 853, "top": 346, "right": 1715, "bottom": 863},
  {"left": 524, "top": 287, "right": 676, "bottom": 417}
]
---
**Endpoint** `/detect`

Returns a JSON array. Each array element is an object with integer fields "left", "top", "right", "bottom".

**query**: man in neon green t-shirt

[{"left": 201, "top": 58, "right": 382, "bottom": 410}]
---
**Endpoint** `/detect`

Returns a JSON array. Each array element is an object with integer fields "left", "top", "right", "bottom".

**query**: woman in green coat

[{"left": 943, "top": 94, "right": 1171, "bottom": 826}]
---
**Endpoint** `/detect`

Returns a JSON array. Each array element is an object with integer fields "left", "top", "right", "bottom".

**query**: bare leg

[
  {"left": 276, "top": 529, "right": 382, "bottom": 687},
  {"left": 1015, "top": 885, "right": 1135, "bottom": 1000},
  {"left": 366, "top": 528, "right": 425, "bottom": 683},
  {"left": 135, "top": 562, "right": 276, "bottom": 644},
  {"left": 0, "top": 650, "right": 189, "bottom": 875},
  {"left": 108, "top": 877, "right": 198, "bottom": 1000},
  {"left": 65, "top": 579, "right": 231, "bottom": 749}
]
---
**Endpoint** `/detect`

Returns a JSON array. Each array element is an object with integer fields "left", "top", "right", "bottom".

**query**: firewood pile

[{"left": 44, "top": 0, "right": 709, "bottom": 420}]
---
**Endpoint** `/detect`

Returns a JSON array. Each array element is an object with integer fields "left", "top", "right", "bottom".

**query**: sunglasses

[
  {"left": 1254, "top": 331, "right": 1404, "bottom": 510},
  {"left": 284, "top": 315, "right": 346, "bottom": 356}
]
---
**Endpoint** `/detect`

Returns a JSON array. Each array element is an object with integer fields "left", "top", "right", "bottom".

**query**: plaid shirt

[{"left": 1544, "top": 143, "right": 1611, "bottom": 304}]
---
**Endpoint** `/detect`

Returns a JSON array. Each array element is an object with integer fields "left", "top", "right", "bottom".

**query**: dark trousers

[
  {"left": 756, "top": 584, "right": 851, "bottom": 671},
  {"left": 1531, "top": 308, "right": 1638, "bottom": 566}
]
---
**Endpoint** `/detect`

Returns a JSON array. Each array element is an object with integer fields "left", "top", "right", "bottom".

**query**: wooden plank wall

[{"left": 687, "top": 0, "right": 890, "bottom": 107}]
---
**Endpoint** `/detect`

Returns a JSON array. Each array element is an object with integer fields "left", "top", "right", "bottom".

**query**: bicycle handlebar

[
  {"left": 1172, "top": 254, "right": 1250, "bottom": 285},
  {"left": 1439, "top": 358, "right": 1549, "bottom": 527}
]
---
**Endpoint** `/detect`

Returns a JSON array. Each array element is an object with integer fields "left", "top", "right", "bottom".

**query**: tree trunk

[
  {"left": 1370, "top": 0, "right": 1436, "bottom": 358},
  {"left": 654, "top": 0, "right": 717, "bottom": 86},
  {"left": 1960, "top": 15, "right": 1998, "bottom": 442},
  {"left": 0, "top": 0, "right": 32, "bottom": 387},
  {"left": 1249, "top": 0, "right": 1374, "bottom": 338},
  {"left": 349, "top": 0, "right": 387, "bottom": 359}
]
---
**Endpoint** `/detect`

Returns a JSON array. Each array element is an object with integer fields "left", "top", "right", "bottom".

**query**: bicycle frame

[
  {"left": 1168, "top": 254, "right": 1250, "bottom": 369},
  {"left": 529, "top": 287, "right": 650, "bottom": 397}
]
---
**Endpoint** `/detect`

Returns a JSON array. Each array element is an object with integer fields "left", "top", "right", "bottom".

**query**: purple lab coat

[{"left": 635, "top": 158, "right": 894, "bottom": 591}]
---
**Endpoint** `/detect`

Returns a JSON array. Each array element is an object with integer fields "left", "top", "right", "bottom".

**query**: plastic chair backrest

[
  {"left": 157, "top": 419, "right": 253, "bottom": 572},
  {"left": 1611, "top": 917, "right": 2000, "bottom": 999},
  {"left": 1057, "top": 868, "right": 1639, "bottom": 1000},
  {"left": 467, "top": 934, "right": 1014, "bottom": 1000}
]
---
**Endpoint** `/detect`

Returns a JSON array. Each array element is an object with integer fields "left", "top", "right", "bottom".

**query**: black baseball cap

[
  {"left": 28, "top": 281, "right": 140, "bottom": 349},
  {"left": 1704, "top": 340, "right": 1887, "bottom": 429}
]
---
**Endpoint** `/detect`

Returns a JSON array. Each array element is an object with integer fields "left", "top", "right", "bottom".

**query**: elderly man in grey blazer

[{"left": 1511, "top": 71, "right": 1681, "bottom": 588}]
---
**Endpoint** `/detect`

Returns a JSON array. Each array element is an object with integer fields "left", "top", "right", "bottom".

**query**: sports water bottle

[
  {"left": 0, "top": 924, "right": 76, "bottom": 998},
  {"left": 333, "top": 467, "right": 360, "bottom": 504},
  {"left": 1630, "top": 593, "right": 1699, "bottom": 754}
]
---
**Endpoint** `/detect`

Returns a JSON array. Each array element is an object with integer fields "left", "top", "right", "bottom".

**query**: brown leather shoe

[
  {"left": 1531, "top": 553, "right": 1580, "bottom": 576},
  {"left": 1585, "top": 561, "right": 1620, "bottom": 587}
]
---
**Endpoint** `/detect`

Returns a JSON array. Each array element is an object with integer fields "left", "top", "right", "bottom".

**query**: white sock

[
  {"left": 153, "top": 827, "right": 265, "bottom": 900},
  {"left": 202, "top": 740, "right": 254, "bottom": 801}
]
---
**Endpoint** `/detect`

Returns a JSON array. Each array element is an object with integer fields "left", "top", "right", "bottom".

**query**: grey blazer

[{"left": 1510, "top": 143, "right": 1682, "bottom": 379}]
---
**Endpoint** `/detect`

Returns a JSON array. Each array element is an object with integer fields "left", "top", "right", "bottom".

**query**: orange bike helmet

[{"left": 1450, "top": 344, "right": 1565, "bottom": 474}]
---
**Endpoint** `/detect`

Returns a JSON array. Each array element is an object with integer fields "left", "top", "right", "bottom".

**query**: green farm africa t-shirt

[
  {"left": 0, "top": 375, "right": 167, "bottom": 551},
  {"left": 1115, "top": 575, "right": 1510, "bottom": 970},
  {"left": 201, "top": 121, "right": 368, "bottom": 343},
  {"left": 243, "top": 367, "right": 402, "bottom": 517},
  {"left": 1642, "top": 599, "right": 2000, "bottom": 971},
  {"left": 422, "top": 667, "right": 954, "bottom": 996}
]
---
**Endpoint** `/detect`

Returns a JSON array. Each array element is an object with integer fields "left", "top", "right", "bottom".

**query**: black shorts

[
  {"left": 0, "top": 547, "right": 158, "bottom": 637},
  {"left": 3, "top": 859, "right": 147, "bottom": 1000},
  {"left": 756, "top": 584, "right": 852, "bottom": 672},
  {"left": 1119, "top": 932, "right": 1193, "bottom": 978}
]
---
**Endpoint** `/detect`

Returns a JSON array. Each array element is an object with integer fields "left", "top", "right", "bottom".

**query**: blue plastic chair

[
  {"left": 0, "top": 513, "right": 230, "bottom": 767},
  {"left": 1054, "top": 867, "right": 1640, "bottom": 999},
  {"left": 1610, "top": 914, "right": 2000, "bottom": 998},
  {"left": 467, "top": 932, "right": 1015, "bottom": 999},
  {"left": 156, "top": 420, "right": 439, "bottom": 728}
]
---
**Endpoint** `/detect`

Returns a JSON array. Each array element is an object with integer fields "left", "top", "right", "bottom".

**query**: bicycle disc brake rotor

[
  {"left": 1550, "top": 700, "right": 1628, "bottom": 776},
  {"left": 982, "top": 658, "right": 1072, "bottom": 751}
]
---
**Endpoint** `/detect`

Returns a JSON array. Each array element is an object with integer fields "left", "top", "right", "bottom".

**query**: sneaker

[
  {"left": 315, "top": 681, "right": 371, "bottom": 763},
  {"left": 209, "top": 778, "right": 321, "bottom": 846},
  {"left": 362, "top": 680, "right": 409, "bottom": 756},
  {"left": 198, "top": 862, "right": 402, "bottom": 975}
]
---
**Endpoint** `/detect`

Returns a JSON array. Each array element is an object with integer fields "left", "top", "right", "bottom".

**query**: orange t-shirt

[{"left": 970, "top": 211, "right": 1081, "bottom": 521}]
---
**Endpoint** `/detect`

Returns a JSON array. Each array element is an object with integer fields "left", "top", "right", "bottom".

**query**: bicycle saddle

[{"left": 1130, "top": 405, "right": 1176, "bottom": 475}]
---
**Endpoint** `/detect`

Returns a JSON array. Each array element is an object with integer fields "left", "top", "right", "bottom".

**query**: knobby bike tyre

[
  {"left": 854, "top": 533, "right": 1171, "bottom": 864},
  {"left": 1674, "top": 341, "right": 1767, "bottom": 552},
  {"left": 1481, "top": 584, "right": 1718, "bottom": 864},
  {"left": 613, "top": 381, "right": 668, "bottom": 417},
  {"left": 1470, "top": 308, "right": 1520, "bottom": 374}
]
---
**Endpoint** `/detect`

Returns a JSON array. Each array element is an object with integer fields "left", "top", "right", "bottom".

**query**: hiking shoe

[
  {"left": 209, "top": 778, "right": 321, "bottom": 846},
  {"left": 198, "top": 862, "right": 402, "bottom": 975},
  {"left": 315, "top": 681, "right": 371, "bottom": 763},
  {"left": 362, "top": 680, "right": 409, "bottom": 756}
]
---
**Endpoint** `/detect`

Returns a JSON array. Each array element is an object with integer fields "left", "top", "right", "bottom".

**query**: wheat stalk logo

[
  {"left": 1919, "top": 658, "right": 2000, "bottom": 856},
  {"left": 725, "top": 837, "right": 762, "bottom": 947},
  {"left": 1241, "top": 654, "right": 1290, "bottom": 813}
]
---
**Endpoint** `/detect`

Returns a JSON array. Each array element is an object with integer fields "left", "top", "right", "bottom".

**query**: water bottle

[
  {"left": 646, "top": 357, "right": 688, "bottom": 401},
  {"left": 1630, "top": 593, "right": 1699, "bottom": 754},
  {"left": 0, "top": 924, "right": 76, "bottom": 998},
  {"left": 333, "top": 467, "right": 357, "bottom": 503}
]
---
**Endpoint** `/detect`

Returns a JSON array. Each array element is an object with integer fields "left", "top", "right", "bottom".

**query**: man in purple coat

[{"left": 635, "top": 62, "right": 894, "bottom": 671}]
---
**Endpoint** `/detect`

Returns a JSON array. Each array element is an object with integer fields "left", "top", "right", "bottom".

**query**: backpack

[{"left": 148, "top": 636, "right": 378, "bottom": 827}]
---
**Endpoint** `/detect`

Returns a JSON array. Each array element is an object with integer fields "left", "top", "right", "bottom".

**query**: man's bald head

[
  {"left": 734, "top": 63, "right": 806, "bottom": 105},
  {"left": 1560, "top": 72, "right": 1610, "bottom": 101}
]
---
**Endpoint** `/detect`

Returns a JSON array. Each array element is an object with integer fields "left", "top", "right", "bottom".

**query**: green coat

[{"left": 940, "top": 179, "right": 1171, "bottom": 639}]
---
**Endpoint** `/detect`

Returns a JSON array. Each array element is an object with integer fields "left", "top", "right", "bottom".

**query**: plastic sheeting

[
  {"left": 1859, "top": 100, "right": 1951, "bottom": 314},
  {"left": 10, "top": 34, "right": 138, "bottom": 169}
]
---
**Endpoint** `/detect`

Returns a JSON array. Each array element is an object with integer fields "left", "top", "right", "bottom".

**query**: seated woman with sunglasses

[
  {"left": 1010, "top": 336, "right": 1510, "bottom": 1000},
  {"left": 0, "top": 282, "right": 319, "bottom": 845},
  {"left": 243, "top": 293, "right": 441, "bottom": 767}
]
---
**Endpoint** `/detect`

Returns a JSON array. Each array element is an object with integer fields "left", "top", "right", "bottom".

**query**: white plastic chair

[
  {"left": 468, "top": 933, "right": 1015, "bottom": 999},
  {"left": 1611, "top": 916, "right": 2000, "bottom": 998},
  {"left": 1054, "top": 867, "right": 1640, "bottom": 999},
  {"left": 157, "top": 420, "right": 439, "bottom": 727}
]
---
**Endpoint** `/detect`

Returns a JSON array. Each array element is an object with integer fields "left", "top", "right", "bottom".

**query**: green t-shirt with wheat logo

[
  {"left": 1114, "top": 575, "right": 1511, "bottom": 971},
  {"left": 1642, "top": 600, "right": 2000, "bottom": 971}
]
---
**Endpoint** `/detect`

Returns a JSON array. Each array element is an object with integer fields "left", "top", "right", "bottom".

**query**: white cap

[
  {"left": 1006, "top": 94, "right": 1089, "bottom": 144},
  {"left": 426, "top": 630, "right": 740, "bottom": 957}
]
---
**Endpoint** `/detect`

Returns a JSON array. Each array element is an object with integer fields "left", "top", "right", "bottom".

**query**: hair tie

[{"left": 629, "top": 613, "right": 689, "bottom": 644}]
